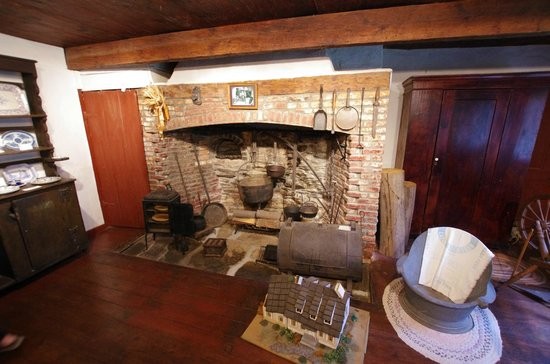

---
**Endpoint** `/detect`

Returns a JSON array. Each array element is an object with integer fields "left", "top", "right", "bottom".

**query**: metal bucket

[{"left": 396, "top": 230, "right": 496, "bottom": 334}]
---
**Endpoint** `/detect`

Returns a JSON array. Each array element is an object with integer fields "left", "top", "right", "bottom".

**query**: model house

[{"left": 263, "top": 274, "right": 351, "bottom": 349}]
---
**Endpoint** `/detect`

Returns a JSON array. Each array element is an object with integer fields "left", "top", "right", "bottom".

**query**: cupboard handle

[{"left": 433, "top": 157, "right": 439, "bottom": 167}]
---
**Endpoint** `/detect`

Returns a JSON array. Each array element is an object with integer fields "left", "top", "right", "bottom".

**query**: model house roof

[{"left": 265, "top": 274, "right": 350, "bottom": 338}]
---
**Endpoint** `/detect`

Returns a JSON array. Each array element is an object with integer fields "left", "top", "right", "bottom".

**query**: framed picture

[{"left": 228, "top": 83, "right": 257, "bottom": 109}]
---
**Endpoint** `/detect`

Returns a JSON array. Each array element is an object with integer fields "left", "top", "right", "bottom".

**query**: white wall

[
  {"left": 168, "top": 57, "right": 338, "bottom": 84},
  {"left": 78, "top": 69, "right": 168, "bottom": 91},
  {"left": 0, "top": 33, "right": 104, "bottom": 230}
]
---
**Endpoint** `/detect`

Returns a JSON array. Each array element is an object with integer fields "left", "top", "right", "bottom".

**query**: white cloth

[{"left": 419, "top": 227, "right": 494, "bottom": 303}]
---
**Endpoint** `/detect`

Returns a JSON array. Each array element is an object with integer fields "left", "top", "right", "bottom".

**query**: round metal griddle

[{"left": 335, "top": 88, "right": 359, "bottom": 131}]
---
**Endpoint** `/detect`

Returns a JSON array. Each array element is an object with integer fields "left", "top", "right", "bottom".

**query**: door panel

[
  {"left": 402, "top": 89, "right": 443, "bottom": 235},
  {"left": 13, "top": 185, "right": 86, "bottom": 271},
  {"left": 423, "top": 90, "right": 511, "bottom": 242},
  {"left": 473, "top": 88, "right": 549, "bottom": 240},
  {"left": 401, "top": 74, "right": 550, "bottom": 248},
  {"left": 79, "top": 90, "right": 150, "bottom": 228}
]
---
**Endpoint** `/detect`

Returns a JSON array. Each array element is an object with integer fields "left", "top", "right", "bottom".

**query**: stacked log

[
  {"left": 379, "top": 168, "right": 416, "bottom": 258},
  {"left": 231, "top": 209, "right": 283, "bottom": 230}
]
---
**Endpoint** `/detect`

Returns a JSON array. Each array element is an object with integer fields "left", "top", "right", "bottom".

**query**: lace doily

[{"left": 383, "top": 278, "right": 502, "bottom": 364}]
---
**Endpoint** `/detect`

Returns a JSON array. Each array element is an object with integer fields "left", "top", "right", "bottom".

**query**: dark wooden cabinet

[
  {"left": 0, "top": 180, "right": 88, "bottom": 289},
  {"left": 0, "top": 55, "right": 58, "bottom": 175},
  {"left": 0, "top": 55, "right": 88, "bottom": 290},
  {"left": 396, "top": 73, "right": 550, "bottom": 247}
]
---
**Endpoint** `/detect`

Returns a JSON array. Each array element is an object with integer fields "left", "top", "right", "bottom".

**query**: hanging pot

[
  {"left": 300, "top": 201, "right": 319, "bottom": 219},
  {"left": 266, "top": 164, "right": 286, "bottom": 178}
]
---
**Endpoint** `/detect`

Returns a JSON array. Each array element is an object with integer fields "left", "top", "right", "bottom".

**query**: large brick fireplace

[{"left": 137, "top": 71, "right": 390, "bottom": 258}]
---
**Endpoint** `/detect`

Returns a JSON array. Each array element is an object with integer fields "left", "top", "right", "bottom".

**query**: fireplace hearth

[{"left": 137, "top": 71, "right": 390, "bottom": 258}]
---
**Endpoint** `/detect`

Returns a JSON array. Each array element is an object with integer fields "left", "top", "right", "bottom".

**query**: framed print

[{"left": 229, "top": 83, "right": 257, "bottom": 109}]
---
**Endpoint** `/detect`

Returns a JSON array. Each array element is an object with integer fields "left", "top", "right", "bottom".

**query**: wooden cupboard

[
  {"left": 0, "top": 180, "right": 87, "bottom": 289},
  {"left": 396, "top": 73, "right": 550, "bottom": 247},
  {"left": 0, "top": 55, "right": 88, "bottom": 290}
]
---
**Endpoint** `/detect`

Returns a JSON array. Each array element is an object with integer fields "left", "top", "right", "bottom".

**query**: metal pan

[
  {"left": 192, "top": 143, "right": 228, "bottom": 227},
  {"left": 335, "top": 88, "right": 359, "bottom": 131},
  {"left": 313, "top": 85, "right": 327, "bottom": 130}
]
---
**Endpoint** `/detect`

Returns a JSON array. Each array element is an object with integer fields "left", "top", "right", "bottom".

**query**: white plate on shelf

[
  {"left": 0, "top": 83, "right": 29, "bottom": 115},
  {"left": 32, "top": 176, "right": 62, "bottom": 185},
  {"left": 0, "top": 130, "right": 37, "bottom": 150},
  {"left": 2, "top": 163, "right": 37, "bottom": 186},
  {"left": 0, "top": 185, "right": 20, "bottom": 195}
]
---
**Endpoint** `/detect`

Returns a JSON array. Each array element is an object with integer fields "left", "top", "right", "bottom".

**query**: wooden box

[{"left": 203, "top": 238, "right": 227, "bottom": 257}]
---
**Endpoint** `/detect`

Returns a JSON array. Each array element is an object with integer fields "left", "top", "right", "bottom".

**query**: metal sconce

[{"left": 192, "top": 86, "right": 202, "bottom": 105}]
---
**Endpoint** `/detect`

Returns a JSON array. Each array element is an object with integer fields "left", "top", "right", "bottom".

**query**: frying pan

[
  {"left": 335, "top": 88, "right": 359, "bottom": 131},
  {"left": 192, "top": 143, "right": 228, "bottom": 227},
  {"left": 313, "top": 85, "right": 327, "bottom": 130}
]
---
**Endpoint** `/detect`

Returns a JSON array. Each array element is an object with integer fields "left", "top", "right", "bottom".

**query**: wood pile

[
  {"left": 231, "top": 209, "right": 283, "bottom": 230},
  {"left": 379, "top": 168, "right": 416, "bottom": 258}
]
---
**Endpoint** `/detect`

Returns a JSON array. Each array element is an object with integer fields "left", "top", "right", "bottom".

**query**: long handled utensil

[
  {"left": 372, "top": 87, "right": 380, "bottom": 139},
  {"left": 358, "top": 87, "right": 365, "bottom": 149},
  {"left": 313, "top": 85, "right": 327, "bottom": 130},
  {"left": 174, "top": 152, "right": 190, "bottom": 201},
  {"left": 192, "top": 143, "right": 227, "bottom": 227},
  {"left": 331, "top": 90, "right": 336, "bottom": 134}
]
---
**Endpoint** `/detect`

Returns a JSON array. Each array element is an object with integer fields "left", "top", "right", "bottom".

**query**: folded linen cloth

[{"left": 419, "top": 227, "right": 494, "bottom": 303}]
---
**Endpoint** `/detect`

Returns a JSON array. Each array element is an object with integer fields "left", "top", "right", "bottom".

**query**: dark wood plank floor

[{"left": 0, "top": 227, "right": 548, "bottom": 363}]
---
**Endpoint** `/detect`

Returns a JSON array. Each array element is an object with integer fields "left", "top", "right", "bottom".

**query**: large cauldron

[{"left": 238, "top": 175, "right": 273, "bottom": 206}]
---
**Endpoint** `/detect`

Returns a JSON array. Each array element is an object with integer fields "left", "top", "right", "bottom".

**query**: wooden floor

[{"left": 0, "top": 227, "right": 549, "bottom": 363}]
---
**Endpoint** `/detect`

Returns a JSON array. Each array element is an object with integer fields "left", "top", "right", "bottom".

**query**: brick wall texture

[{"left": 137, "top": 72, "right": 390, "bottom": 258}]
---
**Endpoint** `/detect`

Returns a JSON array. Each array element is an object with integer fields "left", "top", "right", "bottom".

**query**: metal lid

[{"left": 143, "top": 189, "right": 180, "bottom": 202}]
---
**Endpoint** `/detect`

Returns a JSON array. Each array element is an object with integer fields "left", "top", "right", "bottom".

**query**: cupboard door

[
  {"left": 472, "top": 88, "right": 549, "bottom": 241},
  {"left": 423, "top": 89, "right": 511, "bottom": 243},
  {"left": 12, "top": 184, "right": 87, "bottom": 271},
  {"left": 401, "top": 89, "right": 443, "bottom": 235}
]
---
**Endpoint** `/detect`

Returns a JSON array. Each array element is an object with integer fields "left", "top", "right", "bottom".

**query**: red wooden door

[{"left": 79, "top": 90, "right": 150, "bottom": 228}]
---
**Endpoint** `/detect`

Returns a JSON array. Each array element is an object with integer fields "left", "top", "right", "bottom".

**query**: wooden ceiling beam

[{"left": 65, "top": 0, "right": 550, "bottom": 70}]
